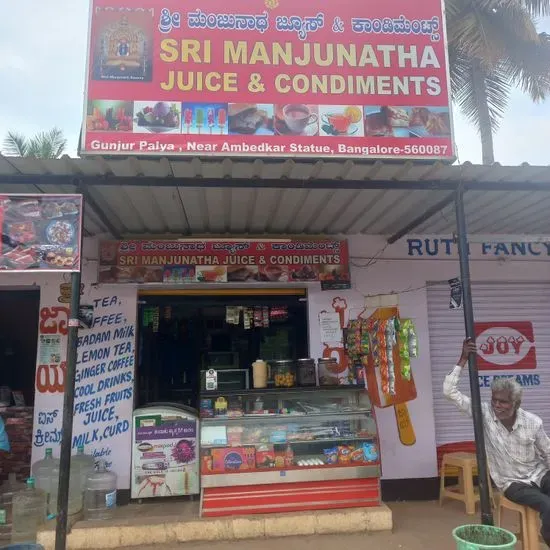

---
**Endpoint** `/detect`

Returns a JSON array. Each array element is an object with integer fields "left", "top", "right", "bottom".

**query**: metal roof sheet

[{"left": 1, "top": 155, "right": 550, "bottom": 238}]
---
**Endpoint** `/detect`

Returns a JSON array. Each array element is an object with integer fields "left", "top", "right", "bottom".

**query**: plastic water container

[
  {"left": 31, "top": 449, "right": 58, "bottom": 516},
  {"left": 0, "top": 475, "right": 25, "bottom": 543},
  {"left": 71, "top": 447, "right": 95, "bottom": 493},
  {"left": 50, "top": 463, "right": 83, "bottom": 517},
  {"left": 11, "top": 478, "right": 47, "bottom": 543},
  {"left": 31, "top": 448, "right": 82, "bottom": 517},
  {"left": 452, "top": 525, "right": 517, "bottom": 550},
  {"left": 84, "top": 462, "right": 117, "bottom": 521}
]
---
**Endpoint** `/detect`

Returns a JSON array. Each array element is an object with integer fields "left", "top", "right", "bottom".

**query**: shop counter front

[{"left": 199, "top": 387, "right": 381, "bottom": 517}]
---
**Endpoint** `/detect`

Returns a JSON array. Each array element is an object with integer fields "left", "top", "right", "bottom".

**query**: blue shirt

[{"left": 0, "top": 416, "right": 10, "bottom": 452}]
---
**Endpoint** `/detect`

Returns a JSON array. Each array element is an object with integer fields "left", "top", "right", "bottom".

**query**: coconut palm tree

[
  {"left": 447, "top": 0, "right": 550, "bottom": 164},
  {"left": 2, "top": 128, "right": 67, "bottom": 159}
]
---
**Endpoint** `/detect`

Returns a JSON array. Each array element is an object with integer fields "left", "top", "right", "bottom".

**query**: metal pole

[
  {"left": 54, "top": 270, "right": 82, "bottom": 550},
  {"left": 454, "top": 186, "right": 494, "bottom": 526}
]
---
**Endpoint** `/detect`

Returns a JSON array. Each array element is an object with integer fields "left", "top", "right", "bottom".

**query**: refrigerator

[{"left": 132, "top": 403, "right": 200, "bottom": 499}]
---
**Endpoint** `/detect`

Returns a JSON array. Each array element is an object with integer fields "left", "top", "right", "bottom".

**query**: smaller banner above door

[{"left": 98, "top": 239, "right": 350, "bottom": 285}]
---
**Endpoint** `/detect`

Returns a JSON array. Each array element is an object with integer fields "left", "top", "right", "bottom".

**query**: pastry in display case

[{"left": 199, "top": 387, "right": 380, "bottom": 487}]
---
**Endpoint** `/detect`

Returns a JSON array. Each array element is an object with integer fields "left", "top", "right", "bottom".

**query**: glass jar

[
  {"left": 296, "top": 358, "right": 316, "bottom": 386},
  {"left": 270, "top": 360, "right": 296, "bottom": 388},
  {"left": 318, "top": 358, "right": 339, "bottom": 386}
]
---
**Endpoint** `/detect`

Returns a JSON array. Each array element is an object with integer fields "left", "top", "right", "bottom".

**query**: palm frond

[
  {"left": 499, "top": 32, "right": 550, "bottom": 101},
  {"left": 8, "top": 127, "right": 68, "bottom": 159},
  {"left": 446, "top": 0, "right": 539, "bottom": 67},
  {"left": 450, "top": 47, "right": 511, "bottom": 133},
  {"left": 2, "top": 132, "right": 29, "bottom": 157},
  {"left": 518, "top": 0, "right": 550, "bottom": 17}
]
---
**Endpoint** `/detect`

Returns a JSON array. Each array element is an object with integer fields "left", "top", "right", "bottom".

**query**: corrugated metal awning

[{"left": 1, "top": 155, "right": 550, "bottom": 238}]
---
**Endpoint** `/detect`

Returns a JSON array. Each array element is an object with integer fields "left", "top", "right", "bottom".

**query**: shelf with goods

[
  {"left": 199, "top": 386, "right": 382, "bottom": 517},
  {"left": 199, "top": 387, "right": 381, "bottom": 489}
]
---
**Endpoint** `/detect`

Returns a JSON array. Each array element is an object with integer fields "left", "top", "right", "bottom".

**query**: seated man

[{"left": 444, "top": 338, "right": 550, "bottom": 546}]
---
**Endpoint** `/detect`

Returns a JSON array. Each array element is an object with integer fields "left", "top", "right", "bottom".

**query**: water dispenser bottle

[
  {"left": 0, "top": 474, "right": 25, "bottom": 543},
  {"left": 72, "top": 446, "right": 96, "bottom": 493},
  {"left": 31, "top": 448, "right": 59, "bottom": 516},
  {"left": 84, "top": 461, "right": 117, "bottom": 520},
  {"left": 50, "top": 461, "right": 84, "bottom": 517},
  {"left": 11, "top": 478, "right": 47, "bottom": 543}
]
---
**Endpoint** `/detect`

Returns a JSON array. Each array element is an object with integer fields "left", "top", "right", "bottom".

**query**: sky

[{"left": 0, "top": 1, "right": 549, "bottom": 164}]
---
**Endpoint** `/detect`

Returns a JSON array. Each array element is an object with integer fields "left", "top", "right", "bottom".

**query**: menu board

[{"left": 0, "top": 194, "right": 83, "bottom": 272}]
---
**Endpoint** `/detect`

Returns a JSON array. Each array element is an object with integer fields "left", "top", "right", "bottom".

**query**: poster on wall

[
  {"left": 32, "top": 285, "right": 136, "bottom": 489},
  {"left": 0, "top": 194, "right": 82, "bottom": 272},
  {"left": 81, "top": 0, "right": 454, "bottom": 160},
  {"left": 98, "top": 239, "right": 350, "bottom": 285}
]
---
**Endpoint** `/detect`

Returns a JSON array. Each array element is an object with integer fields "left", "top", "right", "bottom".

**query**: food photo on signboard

[{"left": 0, "top": 195, "right": 82, "bottom": 271}]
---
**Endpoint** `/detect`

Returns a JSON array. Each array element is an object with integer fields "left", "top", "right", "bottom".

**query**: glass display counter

[{"left": 199, "top": 387, "right": 381, "bottom": 516}]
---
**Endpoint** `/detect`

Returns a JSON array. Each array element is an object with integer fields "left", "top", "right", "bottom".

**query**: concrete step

[{"left": 38, "top": 505, "right": 392, "bottom": 549}]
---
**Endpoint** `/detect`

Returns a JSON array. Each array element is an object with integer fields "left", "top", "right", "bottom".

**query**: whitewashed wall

[{"left": 3, "top": 234, "right": 550, "bottom": 483}]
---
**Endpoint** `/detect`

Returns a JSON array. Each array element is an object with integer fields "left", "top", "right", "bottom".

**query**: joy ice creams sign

[{"left": 475, "top": 321, "right": 536, "bottom": 371}]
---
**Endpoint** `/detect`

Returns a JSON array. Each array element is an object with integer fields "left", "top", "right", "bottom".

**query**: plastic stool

[
  {"left": 497, "top": 495, "right": 541, "bottom": 550},
  {"left": 439, "top": 452, "right": 494, "bottom": 515}
]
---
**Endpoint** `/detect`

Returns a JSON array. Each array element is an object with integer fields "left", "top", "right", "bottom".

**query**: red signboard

[
  {"left": 98, "top": 239, "right": 349, "bottom": 284},
  {"left": 81, "top": 0, "right": 453, "bottom": 160},
  {"left": 475, "top": 321, "right": 537, "bottom": 371},
  {"left": 0, "top": 194, "right": 83, "bottom": 272}
]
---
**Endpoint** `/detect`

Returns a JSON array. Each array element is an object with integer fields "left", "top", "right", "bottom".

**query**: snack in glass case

[{"left": 323, "top": 447, "right": 338, "bottom": 464}]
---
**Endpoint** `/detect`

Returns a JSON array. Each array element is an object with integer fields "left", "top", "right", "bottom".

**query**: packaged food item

[
  {"left": 243, "top": 427, "right": 264, "bottom": 444},
  {"left": 200, "top": 399, "right": 214, "bottom": 418},
  {"left": 201, "top": 453, "right": 213, "bottom": 473},
  {"left": 227, "top": 396, "right": 244, "bottom": 417},
  {"left": 227, "top": 427, "right": 243, "bottom": 446},
  {"left": 269, "top": 429, "right": 287, "bottom": 444},
  {"left": 323, "top": 447, "right": 338, "bottom": 464},
  {"left": 338, "top": 445, "right": 353, "bottom": 464},
  {"left": 214, "top": 397, "right": 228, "bottom": 416},
  {"left": 350, "top": 448, "right": 364, "bottom": 462},
  {"left": 284, "top": 445, "right": 294, "bottom": 467},
  {"left": 274, "top": 453, "right": 285, "bottom": 468},
  {"left": 256, "top": 445, "right": 275, "bottom": 468},
  {"left": 362, "top": 442, "right": 379, "bottom": 463},
  {"left": 211, "top": 447, "right": 255, "bottom": 472}
]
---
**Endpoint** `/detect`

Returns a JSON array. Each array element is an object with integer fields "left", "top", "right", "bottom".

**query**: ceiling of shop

[{"left": 1, "top": 155, "right": 550, "bottom": 238}]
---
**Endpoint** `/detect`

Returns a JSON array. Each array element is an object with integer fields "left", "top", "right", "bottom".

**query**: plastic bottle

[
  {"left": 11, "top": 477, "right": 47, "bottom": 543},
  {"left": 50, "top": 460, "right": 84, "bottom": 517},
  {"left": 31, "top": 448, "right": 59, "bottom": 515},
  {"left": 84, "top": 461, "right": 117, "bottom": 520},
  {"left": 72, "top": 446, "right": 96, "bottom": 493},
  {"left": 0, "top": 474, "right": 25, "bottom": 543}
]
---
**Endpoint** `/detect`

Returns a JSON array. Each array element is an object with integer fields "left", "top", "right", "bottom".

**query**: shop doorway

[
  {"left": 136, "top": 290, "right": 308, "bottom": 409},
  {"left": 0, "top": 289, "right": 40, "bottom": 406}
]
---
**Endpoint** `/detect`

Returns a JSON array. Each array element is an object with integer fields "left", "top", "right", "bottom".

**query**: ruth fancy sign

[
  {"left": 81, "top": 0, "right": 453, "bottom": 160},
  {"left": 98, "top": 239, "right": 349, "bottom": 284}
]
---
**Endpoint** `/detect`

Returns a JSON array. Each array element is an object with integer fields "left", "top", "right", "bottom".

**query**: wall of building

[
  {"left": 0, "top": 238, "right": 137, "bottom": 489},
  {"left": 308, "top": 235, "right": 550, "bottom": 480},
  {"left": 2, "top": 234, "right": 549, "bottom": 487}
]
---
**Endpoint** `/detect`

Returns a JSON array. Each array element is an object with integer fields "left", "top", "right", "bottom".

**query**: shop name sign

[
  {"left": 475, "top": 321, "right": 536, "bottom": 371},
  {"left": 80, "top": 0, "right": 453, "bottom": 160},
  {"left": 98, "top": 239, "right": 350, "bottom": 284},
  {"left": 406, "top": 237, "right": 550, "bottom": 259}
]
